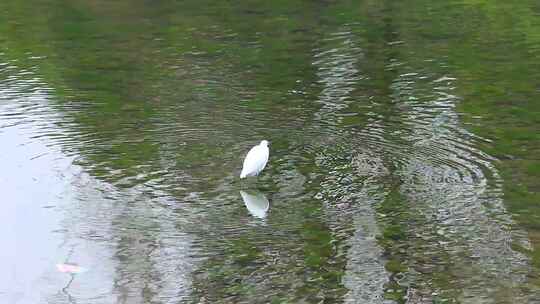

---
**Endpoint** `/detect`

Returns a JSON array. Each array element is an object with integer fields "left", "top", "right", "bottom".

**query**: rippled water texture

[{"left": 1, "top": 1, "right": 540, "bottom": 303}]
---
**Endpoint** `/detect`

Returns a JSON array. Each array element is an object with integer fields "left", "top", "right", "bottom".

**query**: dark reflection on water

[{"left": 1, "top": 0, "right": 540, "bottom": 303}]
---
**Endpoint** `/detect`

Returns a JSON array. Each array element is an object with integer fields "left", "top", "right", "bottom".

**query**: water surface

[{"left": 1, "top": 1, "right": 539, "bottom": 303}]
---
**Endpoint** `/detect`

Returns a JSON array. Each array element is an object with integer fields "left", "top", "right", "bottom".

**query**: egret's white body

[
  {"left": 240, "top": 190, "right": 269, "bottom": 219},
  {"left": 240, "top": 140, "right": 269, "bottom": 178}
]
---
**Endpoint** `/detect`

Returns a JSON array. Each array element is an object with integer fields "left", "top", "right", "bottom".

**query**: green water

[{"left": 1, "top": 0, "right": 539, "bottom": 303}]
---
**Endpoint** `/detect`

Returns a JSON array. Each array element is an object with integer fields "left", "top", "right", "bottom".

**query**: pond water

[{"left": 1, "top": 1, "right": 539, "bottom": 303}]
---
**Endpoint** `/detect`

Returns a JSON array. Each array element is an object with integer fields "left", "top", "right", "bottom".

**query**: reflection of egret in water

[{"left": 240, "top": 190, "right": 269, "bottom": 219}]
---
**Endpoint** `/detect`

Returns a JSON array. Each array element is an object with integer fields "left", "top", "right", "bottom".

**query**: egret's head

[{"left": 260, "top": 140, "right": 269, "bottom": 147}]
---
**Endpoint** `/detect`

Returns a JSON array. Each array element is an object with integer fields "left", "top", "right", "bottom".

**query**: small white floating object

[
  {"left": 56, "top": 263, "right": 87, "bottom": 274},
  {"left": 240, "top": 190, "right": 269, "bottom": 219},
  {"left": 240, "top": 140, "right": 270, "bottom": 179}
]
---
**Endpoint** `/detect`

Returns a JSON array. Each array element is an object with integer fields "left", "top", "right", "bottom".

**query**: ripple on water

[
  {"left": 366, "top": 62, "right": 535, "bottom": 301},
  {"left": 310, "top": 26, "right": 391, "bottom": 303},
  {"left": 0, "top": 60, "right": 201, "bottom": 303},
  {"left": 2, "top": 10, "right": 539, "bottom": 301},
  {"left": 306, "top": 23, "right": 539, "bottom": 302}
]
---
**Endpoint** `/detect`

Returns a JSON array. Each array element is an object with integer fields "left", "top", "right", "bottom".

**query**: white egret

[
  {"left": 240, "top": 190, "right": 269, "bottom": 219},
  {"left": 240, "top": 140, "right": 269, "bottom": 178}
]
